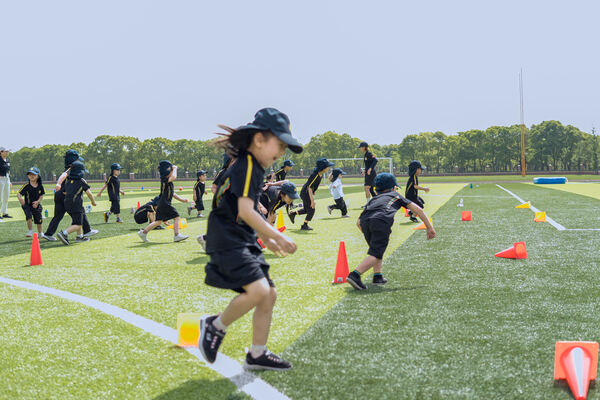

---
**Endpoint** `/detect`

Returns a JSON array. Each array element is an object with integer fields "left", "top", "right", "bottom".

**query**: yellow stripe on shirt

[
  {"left": 243, "top": 154, "right": 253, "bottom": 197},
  {"left": 308, "top": 174, "right": 320, "bottom": 188}
]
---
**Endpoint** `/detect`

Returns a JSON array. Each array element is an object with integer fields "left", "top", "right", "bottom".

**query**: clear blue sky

[{"left": 1, "top": 0, "right": 598, "bottom": 151}]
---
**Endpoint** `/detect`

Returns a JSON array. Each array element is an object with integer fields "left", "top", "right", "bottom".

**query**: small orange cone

[
  {"left": 402, "top": 207, "right": 409, "bottom": 217},
  {"left": 461, "top": 211, "right": 472, "bottom": 221},
  {"left": 554, "top": 341, "right": 598, "bottom": 400},
  {"left": 277, "top": 226, "right": 286, "bottom": 233},
  {"left": 276, "top": 209, "right": 285, "bottom": 230},
  {"left": 534, "top": 211, "right": 546, "bottom": 222},
  {"left": 257, "top": 238, "right": 266, "bottom": 248},
  {"left": 176, "top": 312, "right": 203, "bottom": 347},
  {"left": 30, "top": 233, "right": 43, "bottom": 266},
  {"left": 414, "top": 218, "right": 433, "bottom": 230},
  {"left": 137, "top": 201, "right": 140, "bottom": 209},
  {"left": 515, "top": 201, "right": 531, "bottom": 209},
  {"left": 495, "top": 242, "right": 528, "bottom": 259},
  {"left": 332, "top": 241, "right": 349, "bottom": 284}
]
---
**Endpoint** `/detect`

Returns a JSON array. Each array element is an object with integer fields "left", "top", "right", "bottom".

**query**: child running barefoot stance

[
  {"left": 346, "top": 173, "right": 435, "bottom": 290},
  {"left": 17, "top": 167, "right": 45, "bottom": 237},
  {"left": 138, "top": 161, "right": 189, "bottom": 242},
  {"left": 199, "top": 108, "right": 303, "bottom": 370}
]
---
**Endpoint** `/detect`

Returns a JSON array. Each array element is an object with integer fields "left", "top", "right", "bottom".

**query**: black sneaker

[
  {"left": 409, "top": 216, "right": 419, "bottom": 223},
  {"left": 327, "top": 205, "right": 333, "bottom": 215},
  {"left": 104, "top": 212, "right": 109, "bottom": 223},
  {"left": 372, "top": 275, "right": 388, "bottom": 285},
  {"left": 75, "top": 236, "right": 90, "bottom": 243},
  {"left": 244, "top": 350, "right": 292, "bottom": 371},
  {"left": 115, "top": 217, "right": 123, "bottom": 223},
  {"left": 346, "top": 271, "right": 367, "bottom": 290},
  {"left": 2, "top": 214, "right": 13, "bottom": 218},
  {"left": 288, "top": 211, "right": 296, "bottom": 224},
  {"left": 198, "top": 315, "right": 226, "bottom": 364},
  {"left": 300, "top": 224, "right": 313, "bottom": 231},
  {"left": 57, "top": 231, "right": 70, "bottom": 246},
  {"left": 155, "top": 225, "right": 165, "bottom": 230}
]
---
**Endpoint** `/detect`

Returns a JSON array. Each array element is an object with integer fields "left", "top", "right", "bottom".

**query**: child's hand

[
  {"left": 97, "top": 192, "right": 102, "bottom": 197},
  {"left": 183, "top": 198, "right": 189, "bottom": 203},
  {"left": 55, "top": 184, "right": 61, "bottom": 191},
  {"left": 424, "top": 187, "right": 430, "bottom": 193},
  {"left": 32, "top": 200, "right": 39, "bottom": 208},
  {"left": 19, "top": 199, "right": 25, "bottom": 206},
  {"left": 310, "top": 199, "right": 315, "bottom": 209},
  {"left": 356, "top": 219, "right": 362, "bottom": 231},
  {"left": 264, "top": 234, "right": 297, "bottom": 257},
  {"left": 121, "top": 191, "right": 125, "bottom": 196},
  {"left": 91, "top": 201, "right": 97, "bottom": 207},
  {"left": 426, "top": 226, "right": 436, "bottom": 240}
]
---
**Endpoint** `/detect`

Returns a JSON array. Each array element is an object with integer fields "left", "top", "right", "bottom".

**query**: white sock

[
  {"left": 213, "top": 316, "right": 227, "bottom": 332},
  {"left": 250, "top": 344, "right": 267, "bottom": 358}
]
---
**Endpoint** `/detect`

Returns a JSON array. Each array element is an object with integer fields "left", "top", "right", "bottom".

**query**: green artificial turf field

[{"left": 1, "top": 181, "right": 599, "bottom": 399}]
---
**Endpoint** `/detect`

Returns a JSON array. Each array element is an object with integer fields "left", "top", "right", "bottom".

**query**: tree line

[{"left": 8, "top": 120, "right": 599, "bottom": 181}]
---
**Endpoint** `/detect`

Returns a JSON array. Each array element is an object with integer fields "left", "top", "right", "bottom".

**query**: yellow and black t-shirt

[
  {"left": 106, "top": 175, "right": 120, "bottom": 200},
  {"left": 158, "top": 176, "right": 174, "bottom": 206},
  {"left": 206, "top": 151, "right": 265, "bottom": 253},
  {"left": 405, "top": 174, "right": 419, "bottom": 200},
  {"left": 274, "top": 168, "right": 286, "bottom": 182},
  {"left": 64, "top": 178, "right": 90, "bottom": 213},
  {"left": 301, "top": 171, "right": 322, "bottom": 196},
  {"left": 364, "top": 151, "right": 378, "bottom": 172},
  {"left": 359, "top": 191, "right": 412, "bottom": 224},
  {"left": 19, "top": 182, "right": 45, "bottom": 205},
  {"left": 194, "top": 180, "right": 205, "bottom": 199}
]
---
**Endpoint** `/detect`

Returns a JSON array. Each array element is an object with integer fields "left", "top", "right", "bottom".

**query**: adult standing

[
  {"left": 358, "top": 141, "right": 378, "bottom": 204},
  {"left": 0, "top": 147, "right": 12, "bottom": 219}
]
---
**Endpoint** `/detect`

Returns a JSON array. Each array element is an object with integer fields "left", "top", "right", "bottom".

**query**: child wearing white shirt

[{"left": 327, "top": 168, "right": 349, "bottom": 218}]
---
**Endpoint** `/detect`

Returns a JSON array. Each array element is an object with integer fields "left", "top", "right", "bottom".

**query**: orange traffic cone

[
  {"left": 461, "top": 211, "right": 472, "bottom": 221},
  {"left": 414, "top": 218, "right": 433, "bottom": 230},
  {"left": 554, "top": 341, "right": 599, "bottom": 400},
  {"left": 257, "top": 238, "right": 266, "bottom": 248},
  {"left": 277, "top": 226, "right": 286, "bottom": 233},
  {"left": 30, "top": 233, "right": 43, "bottom": 266},
  {"left": 137, "top": 201, "right": 140, "bottom": 209},
  {"left": 402, "top": 207, "right": 409, "bottom": 217},
  {"left": 495, "top": 242, "right": 527, "bottom": 259},
  {"left": 332, "top": 241, "right": 349, "bottom": 284},
  {"left": 534, "top": 211, "right": 546, "bottom": 222}
]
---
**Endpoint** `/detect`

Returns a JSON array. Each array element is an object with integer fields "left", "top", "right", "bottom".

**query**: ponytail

[{"left": 213, "top": 125, "right": 273, "bottom": 158}]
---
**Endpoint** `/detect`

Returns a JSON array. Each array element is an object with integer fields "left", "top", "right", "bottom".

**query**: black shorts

[
  {"left": 134, "top": 209, "right": 149, "bottom": 224},
  {"left": 67, "top": 211, "right": 84, "bottom": 226},
  {"left": 364, "top": 171, "right": 376, "bottom": 186},
  {"left": 406, "top": 195, "right": 424, "bottom": 209},
  {"left": 361, "top": 217, "right": 392, "bottom": 259},
  {"left": 22, "top": 204, "right": 43, "bottom": 225},
  {"left": 156, "top": 203, "right": 179, "bottom": 221},
  {"left": 195, "top": 200, "right": 204, "bottom": 211},
  {"left": 205, "top": 245, "right": 274, "bottom": 293},
  {"left": 109, "top": 197, "right": 120, "bottom": 214}
]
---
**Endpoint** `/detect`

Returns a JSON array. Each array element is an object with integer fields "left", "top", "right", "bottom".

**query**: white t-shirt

[{"left": 329, "top": 177, "right": 344, "bottom": 199}]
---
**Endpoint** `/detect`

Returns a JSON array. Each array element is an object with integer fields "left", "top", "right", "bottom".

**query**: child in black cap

[
  {"left": 133, "top": 196, "right": 164, "bottom": 228},
  {"left": 98, "top": 163, "right": 125, "bottom": 223},
  {"left": 358, "top": 141, "right": 378, "bottom": 203},
  {"left": 327, "top": 168, "right": 349, "bottom": 218},
  {"left": 259, "top": 181, "right": 300, "bottom": 225},
  {"left": 138, "top": 161, "right": 189, "bottom": 242},
  {"left": 288, "top": 157, "right": 334, "bottom": 231},
  {"left": 56, "top": 161, "right": 97, "bottom": 245},
  {"left": 346, "top": 172, "right": 435, "bottom": 290},
  {"left": 405, "top": 160, "right": 429, "bottom": 223},
  {"left": 42, "top": 150, "right": 98, "bottom": 242},
  {"left": 17, "top": 167, "right": 45, "bottom": 237},
  {"left": 272, "top": 159, "right": 294, "bottom": 183},
  {"left": 188, "top": 170, "right": 207, "bottom": 218},
  {"left": 198, "top": 107, "right": 303, "bottom": 371}
]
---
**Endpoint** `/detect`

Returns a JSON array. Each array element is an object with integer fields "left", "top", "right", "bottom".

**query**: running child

[
  {"left": 259, "top": 182, "right": 300, "bottom": 225},
  {"left": 56, "top": 161, "right": 97, "bottom": 245},
  {"left": 98, "top": 163, "right": 125, "bottom": 223},
  {"left": 358, "top": 141, "right": 378, "bottom": 204},
  {"left": 405, "top": 160, "right": 429, "bottom": 223},
  {"left": 198, "top": 107, "right": 303, "bottom": 371},
  {"left": 346, "top": 173, "right": 435, "bottom": 290},
  {"left": 137, "top": 161, "right": 189, "bottom": 242},
  {"left": 272, "top": 159, "right": 294, "bottom": 183},
  {"left": 17, "top": 167, "right": 45, "bottom": 237},
  {"left": 42, "top": 150, "right": 98, "bottom": 242},
  {"left": 288, "top": 157, "right": 334, "bottom": 231},
  {"left": 188, "top": 170, "right": 207, "bottom": 218},
  {"left": 327, "top": 168, "right": 349, "bottom": 218}
]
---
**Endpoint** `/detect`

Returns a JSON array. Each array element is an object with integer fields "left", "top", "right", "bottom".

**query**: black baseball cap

[
  {"left": 236, "top": 108, "right": 303, "bottom": 154},
  {"left": 358, "top": 141, "right": 368, "bottom": 148},
  {"left": 374, "top": 173, "right": 398, "bottom": 191},
  {"left": 280, "top": 182, "right": 300, "bottom": 199},
  {"left": 408, "top": 160, "right": 423, "bottom": 175},
  {"left": 158, "top": 160, "right": 173, "bottom": 177},
  {"left": 315, "top": 158, "right": 335, "bottom": 171},
  {"left": 331, "top": 168, "right": 346, "bottom": 179},
  {"left": 69, "top": 161, "right": 88, "bottom": 179},
  {"left": 64, "top": 150, "right": 84, "bottom": 169},
  {"left": 197, "top": 170, "right": 207, "bottom": 177},
  {"left": 111, "top": 163, "right": 123, "bottom": 171},
  {"left": 283, "top": 160, "right": 295, "bottom": 167},
  {"left": 27, "top": 167, "right": 41, "bottom": 176},
  {"left": 150, "top": 195, "right": 160, "bottom": 206}
]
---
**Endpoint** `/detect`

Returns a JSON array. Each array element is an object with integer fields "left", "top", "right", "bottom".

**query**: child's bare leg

[
  {"left": 36, "top": 224, "right": 43, "bottom": 234},
  {"left": 372, "top": 258, "right": 383, "bottom": 274},
  {"left": 66, "top": 224, "right": 82, "bottom": 234},
  {"left": 251, "top": 287, "right": 277, "bottom": 349},
  {"left": 173, "top": 216, "right": 180, "bottom": 235},
  {"left": 77, "top": 227, "right": 83, "bottom": 236},
  {"left": 219, "top": 279, "right": 270, "bottom": 326},
  {"left": 356, "top": 255, "right": 380, "bottom": 274},
  {"left": 364, "top": 186, "right": 371, "bottom": 200},
  {"left": 26, "top": 219, "right": 33, "bottom": 230},
  {"left": 143, "top": 220, "right": 162, "bottom": 234}
]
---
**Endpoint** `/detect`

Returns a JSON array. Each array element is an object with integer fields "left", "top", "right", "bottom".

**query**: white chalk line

[
  {"left": 496, "top": 184, "right": 600, "bottom": 232},
  {"left": 0, "top": 276, "right": 289, "bottom": 400}
]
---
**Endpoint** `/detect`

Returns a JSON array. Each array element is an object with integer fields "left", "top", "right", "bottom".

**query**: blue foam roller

[{"left": 533, "top": 177, "right": 567, "bottom": 184}]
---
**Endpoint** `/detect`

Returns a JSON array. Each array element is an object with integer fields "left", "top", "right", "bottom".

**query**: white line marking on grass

[
  {"left": 0, "top": 276, "right": 289, "bottom": 400},
  {"left": 496, "top": 184, "right": 600, "bottom": 232}
]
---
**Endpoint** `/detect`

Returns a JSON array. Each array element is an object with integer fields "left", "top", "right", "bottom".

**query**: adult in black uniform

[
  {"left": 0, "top": 146, "right": 12, "bottom": 219},
  {"left": 288, "top": 158, "right": 334, "bottom": 231},
  {"left": 358, "top": 141, "right": 378, "bottom": 202}
]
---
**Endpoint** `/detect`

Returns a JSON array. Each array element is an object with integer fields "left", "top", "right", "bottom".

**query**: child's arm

[
  {"left": 308, "top": 188, "right": 315, "bottom": 208},
  {"left": 238, "top": 197, "right": 296, "bottom": 256},
  {"left": 120, "top": 189, "right": 125, "bottom": 196},
  {"left": 193, "top": 189, "right": 197, "bottom": 202},
  {"left": 168, "top": 166, "right": 178, "bottom": 183},
  {"left": 85, "top": 189, "right": 97, "bottom": 207},
  {"left": 97, "top": 183, "right": 107, "bottom": 197},
  {"left": 32, "top": 195, "right": 43, "bottom": 208},
  {"left": 407, "top": 203, "right": 435, "bottom": 239},
  {"left": 267, "top": 180, "right": 288, "bottom": 187},
  {"left": 17, "top": 193, "right": 25, "bottom": 206},
  {"left": 414, "top": 184, "right": 430, "bottom": 192},
  {"left": 173, "top": 193, "right": 188, "bottom": 203},
  {"left": 55, "top": 171, "right": 68, "bottom": 191}
]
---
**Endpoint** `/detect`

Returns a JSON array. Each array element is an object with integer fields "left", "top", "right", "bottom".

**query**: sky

[{"left": 1, "top": 0, "right": 598, "bottom": 151}]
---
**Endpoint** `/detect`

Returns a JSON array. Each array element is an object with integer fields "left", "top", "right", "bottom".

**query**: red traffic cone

[
  {"left": 461, "top": 211, "right": 472, "bottom": 221},
  {"left": 137, "top": 201, "right": 140, "bottom": 209},
  {"left": 30, "top": 233, "right": 43, "bottom": 266},
  {"left": 257, "top": 238, "right": 266, "bottom": 248},
  {"left": 277, "top": 226, "right": 286, "bottom": 233},
  {"left": 332, "top": 241, "right": 349, "bottom": 284},
  {"left": 554, "top": 342, "right": 599, "bottom": 400},
  {"left": 495, "top": 242, "right": 527, "bottom": 259},
  {"left": 403, "top": 207, "right": 409, "bottom": 217}
]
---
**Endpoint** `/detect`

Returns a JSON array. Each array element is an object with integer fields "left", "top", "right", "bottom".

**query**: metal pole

[{"left": 520, "top": 69, "right": 526, "bottom": 177}]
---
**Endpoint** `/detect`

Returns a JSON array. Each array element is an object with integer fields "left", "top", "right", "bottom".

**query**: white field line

[
  {"left": 496, "top": 184, "right": 600, "bottom": 232},
  {"left": 0, "top": 276, "right": 289, "bottom": 400}
]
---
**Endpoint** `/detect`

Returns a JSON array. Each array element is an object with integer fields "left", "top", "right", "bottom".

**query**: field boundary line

[
  {"left": 0, "top": 276, "right": 289, "bottom": 400},
  {"left": 496, "top": 184, "right": 600, "bottom": 232}
]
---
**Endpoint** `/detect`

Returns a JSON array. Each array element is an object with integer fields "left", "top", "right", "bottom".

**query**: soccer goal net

[{"left": 327, "top": 157, "right": 394, "bottom": 176}]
